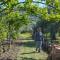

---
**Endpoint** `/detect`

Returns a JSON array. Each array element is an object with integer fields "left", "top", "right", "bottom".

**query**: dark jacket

[{"left": 35, "top": 32, "right": 43, "bottom": 41}]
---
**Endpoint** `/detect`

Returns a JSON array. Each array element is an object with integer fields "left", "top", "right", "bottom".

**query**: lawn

[
  {"left": 16, "top": 33, "right": 48, "bottom": 60},
  {"left": 19, "top": 32, "right": 32, "bottom": 39},
  {"left": 9, "top": 33, "right": 60, "bottom": 60}
]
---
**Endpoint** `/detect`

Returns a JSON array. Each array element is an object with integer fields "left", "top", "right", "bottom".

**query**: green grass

[
  {"left": 19, "top": 33, "right": 32, "bottom": 39},
  {"left": 16, "top": 40, "right": 48, "bottom": 60},
  {"left": 16, "top": 32, "right": 60, "bottom": 60}
]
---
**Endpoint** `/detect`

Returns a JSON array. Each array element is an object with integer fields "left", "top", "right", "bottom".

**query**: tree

[{"left": 0, "top": 0, "right": 29, "bottom": 50}]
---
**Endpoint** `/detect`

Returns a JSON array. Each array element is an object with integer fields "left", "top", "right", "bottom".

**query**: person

[{"left": 35, "top": 27, "right": 44, "bottom": 52}]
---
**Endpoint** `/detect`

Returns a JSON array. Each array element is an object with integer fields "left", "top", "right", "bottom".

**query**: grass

[
  {"left": 12, "top": 33, "right": 60, "bottom": 60},
  {"left": 16, "top": 33, "right": 48, "bottom": 60},
  {"left": 19, "top": 33, "right": 32, "bottom": 39},
  {"left": 8, "top": 32, "right": 60, "bottom": 60},
  {"left": 1, "top": 32, "right": 60, "bottom": 60}
]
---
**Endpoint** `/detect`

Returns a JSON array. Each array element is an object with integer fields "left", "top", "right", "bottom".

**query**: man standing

[{"left": 35, "top": 27, "right": 44, "bottom": 52}]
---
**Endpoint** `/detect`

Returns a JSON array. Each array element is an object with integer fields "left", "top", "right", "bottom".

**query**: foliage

[
  {"left": 0, "top": 0, "right": 29, "bottom": 41},
  {"left": 0, "top": 0, "right": 60, "bottom": 41}
]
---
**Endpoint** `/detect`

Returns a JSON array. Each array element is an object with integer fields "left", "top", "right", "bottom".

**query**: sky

[
  {"left": 19, "top": 0, "right": 25, "bottom": 2},
  {"left": 19, "top": 0, "right": 46, "bottom": 8}
]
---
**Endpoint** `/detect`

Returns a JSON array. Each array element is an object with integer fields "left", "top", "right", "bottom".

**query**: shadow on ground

[
  {"left": 15, "top": 40, "right": 49, "bottom": 53},
  {"left": 21, "top": 51, "right": 36, "bottom": 55},
  {"left": 15, "top": 40, "right": 48, "bottom": 53},
  {"left": 23, "top": 41, "right": 35, "bottom": 47},
  {"left": 14, "top": 40, "right": 35, "bottom": 47},
  {"left": 21, "top": 57, "right": 36, "bottom": 60},
  {"left": 20, "top": 57, "right": 43, "bottom": 60},
  {"left": 15, "top": 42, "right": 22, "bottom": 46}
]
